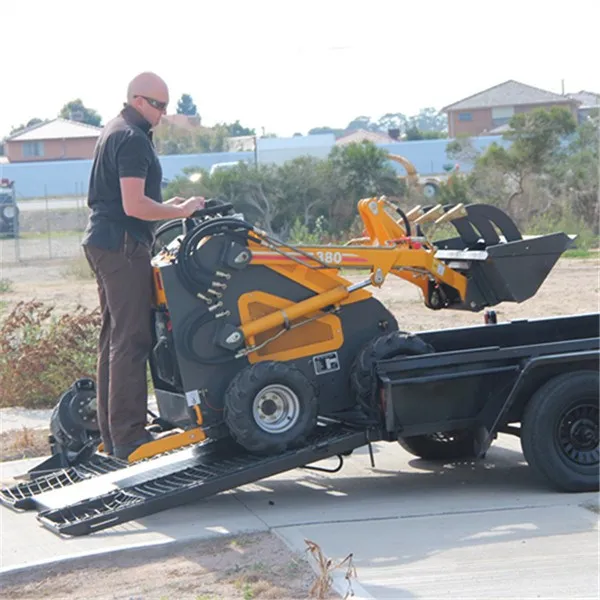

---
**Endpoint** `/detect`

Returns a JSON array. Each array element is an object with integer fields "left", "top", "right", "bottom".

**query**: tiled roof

[
  {"left": 567, "top": 91, "right": 600, "bottom": 108},
  {"left": 442, "top": 80, "right": 579, "bottom": 112},
  {"left": 6, "top": 118, "right": 102, "bottom": 142},
  {"left": 336, "top": 129, "right": 396, "bottom": 145}
]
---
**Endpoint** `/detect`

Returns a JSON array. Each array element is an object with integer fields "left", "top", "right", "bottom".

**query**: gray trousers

[{"left": 83, "top": 233, "right": 153, "bottom": 450}]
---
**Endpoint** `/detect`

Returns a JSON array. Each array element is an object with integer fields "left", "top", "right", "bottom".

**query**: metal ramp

[{"left": 0, "top": 423, "right": 368, "bottom": 537}]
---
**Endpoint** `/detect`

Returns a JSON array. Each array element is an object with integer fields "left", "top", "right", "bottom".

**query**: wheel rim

[
  {"left": 2, "top": 205, "right": 16, "bottom": 219},
  {"left": 252, "top": 384, "right": 300, "bottom": 434},
  {"left": 557, "top": 402, "right": 599, "bottom": 467},
  {"left": 423, "top": 184, "right": 437, "bottom": 198}
]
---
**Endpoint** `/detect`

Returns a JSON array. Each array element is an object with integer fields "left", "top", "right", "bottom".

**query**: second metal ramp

[{"left": 2, "top": 423, "right": 368, "bottom": 537}]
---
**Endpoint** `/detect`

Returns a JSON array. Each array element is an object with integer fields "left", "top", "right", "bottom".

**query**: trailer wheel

[
  {"left": 223, "top": 361, "right": 319, "bottom": 455},
  {"left": 350, "top": 330, "right": 434, "bottom": 415},
  {"left": 521, "top": 370, "right": 599, "bottom": 492}
]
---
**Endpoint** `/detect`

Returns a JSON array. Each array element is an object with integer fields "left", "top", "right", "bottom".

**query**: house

[
  {"left": 566, "top": 91, "right": 600, "bottom": 122},
  {"left": 442, "top": 80, "right": 581, "bottom": 137},
  {"left": 4, "top": 118, "right": 102, "bottom": 162},
  {"left": 336, "top": 129, "right": 399, "bottom": 145}
]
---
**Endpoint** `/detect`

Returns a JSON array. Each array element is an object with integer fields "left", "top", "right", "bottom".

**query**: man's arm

[
  {"left": 120, "top": 178, "right": 202, "bottom": 220},
  {"left": 117, "top": 135, "right": 203, "bottom": 220}
]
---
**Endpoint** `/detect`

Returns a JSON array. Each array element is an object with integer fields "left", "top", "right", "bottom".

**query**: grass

[
  {"left": 0, "top": 278, "right": 13, "bottom": 293},
  {"left": 563, "top": 248, "right": 599, "bottom": 259},
  {"left": 61, "top": 255, "right": 94, "bottom": 280}
]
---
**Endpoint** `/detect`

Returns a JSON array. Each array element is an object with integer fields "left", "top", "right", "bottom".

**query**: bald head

[
  {"left": 126, "top": 71, "right": 169, "bottom": 127},
  {"left": 127, "top": 72, "right": 168, "bottom": 103}
]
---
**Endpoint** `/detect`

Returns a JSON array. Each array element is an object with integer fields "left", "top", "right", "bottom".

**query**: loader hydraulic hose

[
  {"left": 395, "top": 207, "right": 412, "bottom": 237},
  {"left": 176, "top": 218, "right": 254, "bottom": 298}
]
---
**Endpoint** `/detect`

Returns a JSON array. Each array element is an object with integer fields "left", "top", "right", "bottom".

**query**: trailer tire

[
  {"left": 521, "top": 370, "right": 599, "bottom": 493},
  {"left": 350, "top": 330, "right": 434, "bottom": 415},
  {"left": 223, "top": 361, "right": 319, "bottom": 455}
]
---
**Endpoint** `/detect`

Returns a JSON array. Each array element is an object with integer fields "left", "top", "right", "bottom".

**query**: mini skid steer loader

[{"left": 45, "top": 196, "right": 573, "bottom": 466}]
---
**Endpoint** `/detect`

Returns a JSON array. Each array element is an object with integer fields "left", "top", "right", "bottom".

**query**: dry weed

[
  {"left": 305, "top": 539, "right": 357, "bottom": 599},
  {"left": 0, "top": 300, "right": 100, "bottom": 408},
  {"left": 0, "top": 427, "right": 50, "bottom": 461}
]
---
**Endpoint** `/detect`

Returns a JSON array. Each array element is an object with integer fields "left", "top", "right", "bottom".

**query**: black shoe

[{"left": 113, "top": 431, "right": 154, "bottom": 460}]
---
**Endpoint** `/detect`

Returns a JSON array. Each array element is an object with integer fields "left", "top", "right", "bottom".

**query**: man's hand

[
  {"left": 164, "top": 196, "right": 186, "bottom": 206},
  {"left": 178, "top": 196, "right": 206, "bottom": 217}
]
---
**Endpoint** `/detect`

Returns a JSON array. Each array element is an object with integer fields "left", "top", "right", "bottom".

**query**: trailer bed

[{"left": 1, "top": 422, "right": 370, "bottom": 537}]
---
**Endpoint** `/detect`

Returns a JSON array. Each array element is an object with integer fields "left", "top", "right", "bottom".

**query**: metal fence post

[{"left": 45, "top": 185, "right": 52, "bottom": 260}]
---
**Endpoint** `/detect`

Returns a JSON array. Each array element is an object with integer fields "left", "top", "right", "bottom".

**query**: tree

[
  {"left": 9, "top": 118, "right": 45, "bottom": 136},
  {"left": 176, "top": 94, "right": 198, "bottom": 116},
  {"left": 376, "top": 112, "right": 408, "bottom": 135},
  {"left": 308, "top": 126, "right": 345, "bottom": 137},
  {"left": 327, "top": 141, "right": 403, "bottom": 229},
  {"left": 222, "top": 120, "right": 255, "bottom": 137},
  {"left": 409, "top": 107, "right": 447, "bottom": 133},
  {"left": 476, "top": 106, "right": 578, "bottom": 214},
  {"left": 59, "top": 99, "right": 102, "bottom": 126},
  {"left": 345, "top": 116, "right": 379, "bottom": 132}
]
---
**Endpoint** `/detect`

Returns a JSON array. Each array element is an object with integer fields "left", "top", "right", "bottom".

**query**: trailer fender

[{"left": 481, "top": 349, "right": 599, "bottom": 440}]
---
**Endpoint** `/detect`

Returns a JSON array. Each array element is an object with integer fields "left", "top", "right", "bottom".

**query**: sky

[{"left": 2, "top": 0, "right": 599, "bottom": 139}]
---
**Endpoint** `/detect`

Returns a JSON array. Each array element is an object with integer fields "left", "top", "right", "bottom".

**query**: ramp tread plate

[
  {"left": 36, "top": 424, "right": 366, "bottom": 536},
  {"left": 0, "top": 455, "right": 125, "bottom": 510}
]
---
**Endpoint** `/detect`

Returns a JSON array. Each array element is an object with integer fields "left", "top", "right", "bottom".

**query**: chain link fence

[{"left": 0, "top": 196, "right": 90, "bottom": 265}]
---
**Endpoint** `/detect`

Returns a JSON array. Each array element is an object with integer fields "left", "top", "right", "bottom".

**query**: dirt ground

[
  {"left": 0, "top": 254, "right": 598, "bottom": 326},
  {"left": 0, "top": 531, "right": 337, "bottom": 600}
]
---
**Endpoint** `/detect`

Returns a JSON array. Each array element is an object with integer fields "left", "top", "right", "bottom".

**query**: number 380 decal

[{"left": 315, "top": 251, "right": 343, "bottom": 264}]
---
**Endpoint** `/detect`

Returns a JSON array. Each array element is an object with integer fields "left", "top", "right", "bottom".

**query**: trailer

[{"left": 2, "top": 312, "right": 597, "bottom": 537}]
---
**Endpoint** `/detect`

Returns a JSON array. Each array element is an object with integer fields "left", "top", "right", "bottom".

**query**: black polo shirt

[{"left": 82, "top": 105, "right": 163, "bottom": 251}]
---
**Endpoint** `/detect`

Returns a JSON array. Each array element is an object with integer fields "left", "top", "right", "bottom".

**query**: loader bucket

[{"left": 432, "top": 204, "right": 574, "bottom": 311}]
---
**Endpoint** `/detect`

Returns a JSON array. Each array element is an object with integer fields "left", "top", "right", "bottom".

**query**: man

[{"left": 82, "top": 71, "right": 205, "bottom": 460}]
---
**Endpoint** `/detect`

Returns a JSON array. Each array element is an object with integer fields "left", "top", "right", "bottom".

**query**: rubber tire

[
  {"left": 350, "top": 330, "right": 434, "bottom": 413},
  {"left": 398, "top": 430, "right": 483, "bottom": 461},
  {"left": 223, "top": 361, "right": 319, "bottom": 455},
  {"left": 521, "top": 370, "right": 599, "bottom": 493}
]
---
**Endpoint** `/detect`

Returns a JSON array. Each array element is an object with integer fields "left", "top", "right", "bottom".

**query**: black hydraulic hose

[
  {"left": 176, "top": 218, "right": 255, "bottom": 297},
  {"left": 395, "top": 207, "right": 412, "bottom": 237}
]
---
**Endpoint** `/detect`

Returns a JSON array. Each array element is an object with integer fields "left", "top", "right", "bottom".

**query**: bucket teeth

[
  {"left": 414, "top": 204, "right": 445, "bottom": 225},
  {"left": 435, "top": 203, "right": 468, "bottom": 224},
  {"left": 405, "top": 205, "right": 424, "bottom": 221}
]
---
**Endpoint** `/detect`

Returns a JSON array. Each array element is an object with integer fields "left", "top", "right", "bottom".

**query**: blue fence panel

[{"left": 0, "top": 135, "right": 508, "bottom": 199}]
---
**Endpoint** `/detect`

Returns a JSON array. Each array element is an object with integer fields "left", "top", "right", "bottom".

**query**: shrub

[{"left": 0, "top": 301, "right": 100, "bottom": 408}]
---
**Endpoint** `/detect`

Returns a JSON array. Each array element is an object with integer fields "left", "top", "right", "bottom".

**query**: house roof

[
  {"left": 442, "top": 80, "right": 580, "bottom": 112},
  {"left": 567, "top": 90, "right": 600, "bottom": 108},
  {"left": 336, "top": 129, "right": 396, "bottom": 145},
  {"left": 6, "top": 118, "right": 102, "bottom": 142}
]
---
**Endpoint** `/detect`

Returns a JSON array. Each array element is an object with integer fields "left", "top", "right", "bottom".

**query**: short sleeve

[{"left": 117, "top": 134, "right": 151, "bottom": 179}]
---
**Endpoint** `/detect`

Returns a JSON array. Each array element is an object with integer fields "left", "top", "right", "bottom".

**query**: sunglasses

[{"left": 135, "top": 95, "right": 168, "bottom": 111}]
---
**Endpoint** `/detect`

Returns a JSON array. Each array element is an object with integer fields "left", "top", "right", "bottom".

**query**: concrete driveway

[{"left": 1, "top": 434, "right": 598, "bottom": 599}]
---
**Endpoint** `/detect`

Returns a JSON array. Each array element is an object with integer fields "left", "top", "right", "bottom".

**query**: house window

[
  {"left": 491, "top": 106, "right": 514, "bottom": 127},
  {"left": 458, "top": 112, "right": 472, "bottom": 122},
  {"left": 22, "top": 141, "right": 44, "bottom": 157}
]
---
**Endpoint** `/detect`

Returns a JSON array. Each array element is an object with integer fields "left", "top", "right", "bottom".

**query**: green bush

[{"left": 526, "top": 211, "right": 597, "bottom": 252}]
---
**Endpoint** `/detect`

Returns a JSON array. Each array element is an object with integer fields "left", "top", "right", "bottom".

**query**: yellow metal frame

[
  {"left": 238, "top": 290, "right": 344, "bottom": 363},
  {"left": 127, "top": 428, "right": 206, "bottom": 463},
  {"left": 240, "top": 196, "right": 468, "bottom": 343}
]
